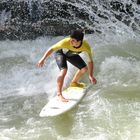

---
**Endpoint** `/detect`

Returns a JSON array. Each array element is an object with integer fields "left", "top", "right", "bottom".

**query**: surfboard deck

[{"left": 39, "top": 83, "right": 88, "bottom": 117}]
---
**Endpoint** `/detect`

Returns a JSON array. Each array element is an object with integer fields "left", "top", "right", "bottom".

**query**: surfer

[{"left": 37, "top": 30, "right": 97, "bottom": 102}]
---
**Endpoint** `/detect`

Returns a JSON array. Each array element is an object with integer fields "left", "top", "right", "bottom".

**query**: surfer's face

[{"left": 70, "top": 38, "right": 82, "bottom": 48}]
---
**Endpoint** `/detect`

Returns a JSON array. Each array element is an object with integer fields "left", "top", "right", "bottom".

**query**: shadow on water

[{"left": 50, "top": 111, "right": 75, "bottom": 137}]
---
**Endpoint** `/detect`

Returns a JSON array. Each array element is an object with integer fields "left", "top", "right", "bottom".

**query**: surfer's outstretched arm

[{"left": 37, "top": 48, "right": 53, "bottom": 67}]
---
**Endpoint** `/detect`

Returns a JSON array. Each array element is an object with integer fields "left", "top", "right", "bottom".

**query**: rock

[
  {"left": 0, "top": 0, "right": 140, "bottom": 40},
  {"left": 137, "top": 0, "right": 140, "bottom": 4}
]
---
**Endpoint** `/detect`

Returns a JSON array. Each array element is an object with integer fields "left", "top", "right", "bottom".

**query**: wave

[{"left": 0, "top": 0, "right": 140, "bottom": 40}]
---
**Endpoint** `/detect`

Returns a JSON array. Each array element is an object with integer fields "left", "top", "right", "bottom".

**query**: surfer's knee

[
  {"left": 80, "top": 67, "right": 88, "bottom": 74},
  {"left": 59, "top": 68, "right": 67, "bottom": 77}
]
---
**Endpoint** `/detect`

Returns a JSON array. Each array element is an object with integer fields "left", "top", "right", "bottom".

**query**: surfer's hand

[
  {"left": 37, "top": 59, "right": 44, "bottom": 67},
  {"left": 89, "top": 76, "right": 97, "bottom": 84}
]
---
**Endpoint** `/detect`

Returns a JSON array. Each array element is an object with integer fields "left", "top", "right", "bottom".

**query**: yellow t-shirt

[{"left": 51, "top": 37, "right": 93, "bottom": 62}]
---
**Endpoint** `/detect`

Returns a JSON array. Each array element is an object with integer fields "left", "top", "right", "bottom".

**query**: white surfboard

[{"left": 39, "top": 84, "right": 88, "bottom": 117}]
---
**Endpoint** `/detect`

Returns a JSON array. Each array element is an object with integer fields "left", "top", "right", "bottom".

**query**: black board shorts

[{"left": 55, "top": 49, "right": 87, "bottom": 70}]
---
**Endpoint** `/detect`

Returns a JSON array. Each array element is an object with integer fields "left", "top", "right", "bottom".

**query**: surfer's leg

[
  {"left": 67, "top": 54, "right": 87, "bottom": 85},
  {"left": 57, "top": 68, "right": 68, "bottom": 102},
  {"left": 55, "top": 50, "right": 68, "bottom": 102},
  {"left": 71, "top": 66, "right": 88, "bottom": 84}
]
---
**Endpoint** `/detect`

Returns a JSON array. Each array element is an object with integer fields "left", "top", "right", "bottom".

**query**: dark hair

[{"left": 70, "top": 30, "right": 84, "bottom": 41}]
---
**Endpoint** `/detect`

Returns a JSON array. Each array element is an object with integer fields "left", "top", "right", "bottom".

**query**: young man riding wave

[{"left": 37, "top": 30, "right": 97, "bottom": 102}]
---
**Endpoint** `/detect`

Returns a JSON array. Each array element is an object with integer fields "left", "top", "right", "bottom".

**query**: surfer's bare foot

[{"left": 57, "top": 95, "right": 68, "bottom": 102}]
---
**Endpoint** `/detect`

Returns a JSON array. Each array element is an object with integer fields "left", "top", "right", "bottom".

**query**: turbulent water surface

[
  {"left": 0, "top": 32, "right": 140, "bottom": 140},
  {"left": 0, "top": 0, "right": 140, "bottom": 140}
]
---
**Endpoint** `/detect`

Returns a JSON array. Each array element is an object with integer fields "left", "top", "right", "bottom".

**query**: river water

[
  {"left": 0, "top": 0, "right": 140, "bottom": 139},
  {"left": 0, "top": 30, "right": 140, "bottom": 140}
]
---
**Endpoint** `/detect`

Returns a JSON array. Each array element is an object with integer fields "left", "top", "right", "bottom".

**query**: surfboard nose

[
  {"left": 39, "top": 109, "right": 47, "bottom": 117},
  {"left": 39, "top": 108, "right": 51, "bottom": 117}
]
